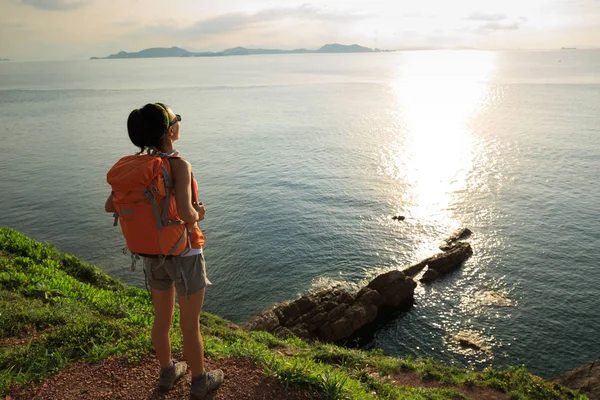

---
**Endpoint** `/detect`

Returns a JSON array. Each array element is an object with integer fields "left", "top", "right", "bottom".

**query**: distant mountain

[
  {"left": 91, "top": 43, "right": 379, "bottom": 60},
  {"left": 90, "top": 46, "right": 192, "bottom": 59},
  {"left": 317, "top": 44, "right": 372, "bottom": 53}
]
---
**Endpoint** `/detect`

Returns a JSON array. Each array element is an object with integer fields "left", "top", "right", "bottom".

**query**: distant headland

[
  {"left": 0, "top": 58, "right": 9, "bottom": 62},
  {"left": 91, "top": 43, "right": 388, "bottom": 60}
]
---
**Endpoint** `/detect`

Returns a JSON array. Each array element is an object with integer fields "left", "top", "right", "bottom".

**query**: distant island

[
  {"left": 0, "top": 58, "right": 9, "bottom": 62},
  {"left": 91, "top": 43, "right": 387, "bottom": 60}
]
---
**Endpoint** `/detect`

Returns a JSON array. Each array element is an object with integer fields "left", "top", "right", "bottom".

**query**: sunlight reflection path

[{"left": 385, "top": 51, "right": 496, "bottom": 256}]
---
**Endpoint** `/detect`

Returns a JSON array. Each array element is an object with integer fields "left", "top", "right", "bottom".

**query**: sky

[{"left": 0, "top": 0, "right": 599, "bottom": 60}]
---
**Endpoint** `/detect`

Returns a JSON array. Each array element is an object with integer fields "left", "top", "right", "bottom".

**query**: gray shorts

[{"left": 143, "top": 253, "right": 211, "bottom": 298}]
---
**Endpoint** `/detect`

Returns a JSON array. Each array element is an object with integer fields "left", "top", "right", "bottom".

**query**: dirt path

[
  {"left": 7, "top": 352, "right": 510, "bottom": 400},
  {"left": 9, "top": 354, "right": 318, "bottom": 400}
]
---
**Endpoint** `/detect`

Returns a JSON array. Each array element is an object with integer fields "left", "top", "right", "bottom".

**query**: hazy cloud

[
  {"left": 477, "top": 21, "right": 522, "bottom": 32},
  {"left": 112, "top": 20, "right": 140, "bottom": 28},
  {"left": 145, "top": 5, "right": 367, "bottom": 37},
  {"left": 467, "top": 12, "right": 507, "bottom": 22},
  {"left": 465, "top": 12, "right": 524, "bottom": 33},
  {"left": 19, "top": 0, "right": 91, "bottom": 11}
]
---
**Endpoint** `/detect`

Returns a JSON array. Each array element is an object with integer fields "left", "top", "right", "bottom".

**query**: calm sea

[{"left": 0, "top": 50, "right": 598, "bottom": 378}]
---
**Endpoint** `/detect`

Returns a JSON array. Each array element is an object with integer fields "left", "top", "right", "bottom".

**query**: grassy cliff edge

[{"left": 0, "top": 228, "right": 588, "bottom": 399}]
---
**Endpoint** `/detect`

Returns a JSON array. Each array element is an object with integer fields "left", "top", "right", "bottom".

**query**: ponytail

[{"left": 127, "top": 103, "right": 170, "bottom": 154}]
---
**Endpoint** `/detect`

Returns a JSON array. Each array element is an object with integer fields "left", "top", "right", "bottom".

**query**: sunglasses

[{"left": 168, "top": 114, "right": 181, "bottom": 128}]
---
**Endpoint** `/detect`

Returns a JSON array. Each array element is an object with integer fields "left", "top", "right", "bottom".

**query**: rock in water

[
  {"left": 449, "top": 227, "right": 472, "bottom": 241},
  {"left": 242, "top": 271, "right": 416, "bottom": 343},
  {"left": 244, "top": 229, "right": 474, "bottom": 342},
  {"left": 477, "top": 291, "right": 512, "bottom": 307},
  {"left": 439, "top": 227, "right": 472, "bottom": 250},
  {"left": 366, "top": 270, "right": 417, "bottom": 307},
  {"left": 420, "top": 242, "right": 473, "bottom": 283},
  {"left": 420, "top": 269, "right": 440, "bottom": 283},
  {"left": 451, "top": 331, "right": 491, "bottom": 353}
]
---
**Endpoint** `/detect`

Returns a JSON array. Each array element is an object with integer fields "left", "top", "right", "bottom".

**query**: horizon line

[{"left": 3, "top": 46, "right": 599, "bottom": 63}]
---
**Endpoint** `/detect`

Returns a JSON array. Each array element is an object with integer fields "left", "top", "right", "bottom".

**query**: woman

[{"left": 105, "top": 103, "right": 223, "bottom": 399}]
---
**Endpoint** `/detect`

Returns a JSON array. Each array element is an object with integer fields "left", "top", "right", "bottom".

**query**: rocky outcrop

[
  {"left": 552, "top": 360, "right": 600, "bottom": 400},
  {"left": 400, "top": 240, "right": 473, "bottom": 283},
  {"left": 243, "top": 228, "right": 474, "bottom": 343},
  {"left": 420, "top": 242, "right": 473, "bottom": 283},
  {"left": 242, "top": 271, "right": 416, "bottom": 343},
  {"left": 440, "top": 228, "right": 472, "bottom": 250}
]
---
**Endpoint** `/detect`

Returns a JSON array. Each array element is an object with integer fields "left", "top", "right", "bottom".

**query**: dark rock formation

[
  {"left": 400, "top": 242, "right": 473, "bottom": 282},
  {"left": 392, "top": 215, "right": 405, "bottom": 221},
  {"left": 421, "top": 242, "right": 473, "bottom": 283},
  {"left": 242, "top": 271, "right": 416, "bottom": 343},
  {"left": 552, "top": 360, "right": 600, "bottom": 400},
  {"left": 244, "top": 228, "right": 474, "bottom": 342},
  {"left": 401, "top": 260, "right": 428, "bottom": 277},
  {"left": 439, "top": 227, "right": 472, "bottom": 250}
]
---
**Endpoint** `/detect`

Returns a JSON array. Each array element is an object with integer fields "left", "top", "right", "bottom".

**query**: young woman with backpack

[{"left": 105, "top": 103, "right": 223, "bottom": 399}]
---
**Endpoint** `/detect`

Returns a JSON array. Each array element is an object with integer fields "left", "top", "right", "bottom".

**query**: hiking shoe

[
  {"left": 191, "top": 369, "right": 224, "bottom": 399},
  {"left": 158, "top": 360, "right": 187, "bottom": 391}
]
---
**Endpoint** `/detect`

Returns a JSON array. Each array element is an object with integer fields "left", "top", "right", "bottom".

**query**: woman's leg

[
  {"left": 151, "top": 287, "right": 176, "bottom": 368},
  {"left": 178, "top": 288, "right": 205, "bottom": 377}
]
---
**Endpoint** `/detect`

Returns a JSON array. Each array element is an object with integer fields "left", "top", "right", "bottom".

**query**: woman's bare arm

[{"left": 170, "top": 158, "right": 201, "bottom": 224}]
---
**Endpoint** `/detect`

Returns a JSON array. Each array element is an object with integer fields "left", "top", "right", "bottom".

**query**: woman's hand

[
  {"left": 193, "top": 202, "right": 205, "bottom": 222},
  {"left": 105, "top": 192, "right": 115, "bottom": 213}
]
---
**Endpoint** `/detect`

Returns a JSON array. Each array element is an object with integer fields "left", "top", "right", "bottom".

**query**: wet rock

[
  {"left": 366, "top": 270, "right": 416, "bottom": 307},
  {"left": 420, "top": 242, "right": 473, "bottom": 282},
  {"left": 451, "top": 331, "right": 491, "bottom": 353},
  {"left": 401, "top": 260, "right": 428, "bottom": 277},
  {"left": 420, "top": 268, "right": 440, "bottom": 283},
  {"left": 477, "top": 291, "right": 512, "bottom": 307},
  {"left": 318, "top": 302, "right": 379, "bottom": 342},
  {"left": 448, "top": 227, "right": 472, "bottom": 242},
  {"left": 439, "top": 227, "right": 472, "bottom": 250},
  {"left": 243, "top": 272, "right": 416, "bottom": 343},
  {"left": 244, "top": 228, "right": 473, "bottom": 342}
]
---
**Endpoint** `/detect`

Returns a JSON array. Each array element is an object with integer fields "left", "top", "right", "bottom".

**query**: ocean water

[{"left": 1, "top": 50, "right": 599, "bottom": 378}]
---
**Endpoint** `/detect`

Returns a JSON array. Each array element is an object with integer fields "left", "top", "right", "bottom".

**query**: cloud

[
  {"left": 466, "top": 12, "right": 507, "bottom": 22},
  {"left": 464, "top": 12, "right": 525, "bottom": 34},
  {"left": 112, "top": 20, "right": 140, "bottom": 28},
  {"left": 19, "top": 0, "right": 91, "bottom": 11},
  {"left": 477, "top": 21, "right": 522, "bottom": 32},
  {"left": 144, "top": 5, "right": 367, "bottom": 37}
]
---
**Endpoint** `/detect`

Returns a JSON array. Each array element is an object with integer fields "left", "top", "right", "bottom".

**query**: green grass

[{"left": 0, "top": 227, "right": 589, "bottom": 399}]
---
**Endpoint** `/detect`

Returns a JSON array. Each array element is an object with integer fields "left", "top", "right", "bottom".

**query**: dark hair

[{"left": 127, "top": 103, "right": 170, "bottom": 154}]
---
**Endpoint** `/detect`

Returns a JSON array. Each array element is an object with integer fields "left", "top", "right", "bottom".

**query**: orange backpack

[{"left": 107, "top": 154, "right": 204, "bottom": 257}]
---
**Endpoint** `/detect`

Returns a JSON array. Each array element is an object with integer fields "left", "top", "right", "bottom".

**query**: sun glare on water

[{"left": 388, "top": 51, "right": 496, "bottom": 235}]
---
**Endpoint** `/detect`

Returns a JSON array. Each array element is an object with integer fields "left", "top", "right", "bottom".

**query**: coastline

[{"left": 0, "top": 227, "right": 592, "bottom": 399}]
